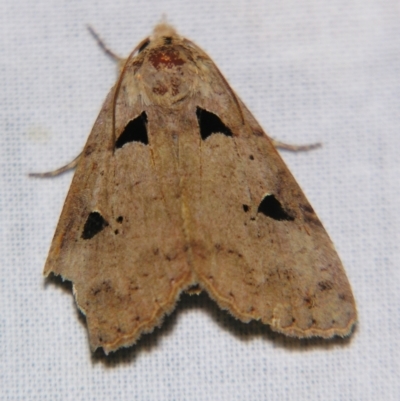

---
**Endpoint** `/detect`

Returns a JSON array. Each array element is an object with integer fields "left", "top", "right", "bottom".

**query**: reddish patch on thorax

[{"left": 149, "top": 48, "right": 185, "bottom": 70}]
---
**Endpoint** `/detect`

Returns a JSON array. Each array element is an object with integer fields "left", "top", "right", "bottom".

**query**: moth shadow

[
  {"left": 44, "top": 274, "right": 88, "bottom": 336},
  {"left": 45, "top": 276, "right": 356, "bottom": 364},
  {"left": 90, "top": 290, "right": 356, "bottom": 366},
  {"left": 181, "top": 292, "right": 356, "bottom": 353},
  {"left": 44, "top": 273, "right": 73, "bottom": 292}
]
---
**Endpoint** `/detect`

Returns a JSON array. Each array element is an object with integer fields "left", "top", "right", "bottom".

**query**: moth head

[
  {"left": 152, "top": 23, "right": 178, "bottom": 41},
  {"left": 133, "top": 23, "right": 181, "bottom": 57}
]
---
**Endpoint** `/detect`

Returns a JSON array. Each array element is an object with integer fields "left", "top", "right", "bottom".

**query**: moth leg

[
  {"left": 87, "top": 25, "right": 127, "bottom": 73},
  {"left": 29, "top": 153, "right": 81, "bottom": 178},
  {"left": 271, "top": 138, "right": 321, "bottom": 152}
]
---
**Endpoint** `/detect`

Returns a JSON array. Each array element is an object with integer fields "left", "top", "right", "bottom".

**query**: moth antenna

[
  {"left": 87, "top": 25, "right": 123, "bottom": 64},
  {"left": 271, "top": 139, "right": 322, "bottom": 152},
  {"left": 29, "top": 153, "right": 81, "bottom": 178}
]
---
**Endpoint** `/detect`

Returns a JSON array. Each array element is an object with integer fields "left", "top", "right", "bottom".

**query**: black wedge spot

[
  {"left": 243, "top": 204, "right": 250, "bottom": 212},
  {"left": 82, "top": 212, "right": 109, "bottom": 239},
  {"left": 257, "top": 195, "right": 294, "bottom": 221},
  {"left": 196, "top": 107, "right": 233, "bottom": 140},
  {"left": 116, "top": 112, "right": 148, "bottom": 148}
]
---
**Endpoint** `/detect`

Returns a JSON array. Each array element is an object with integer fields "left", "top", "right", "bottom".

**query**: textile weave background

[{"left": 1, "top": 0, "right": 399, "bottom": 400}]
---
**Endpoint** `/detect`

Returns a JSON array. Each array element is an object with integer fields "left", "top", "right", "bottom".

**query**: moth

[{"left": 37, "top": 23, "right": 357, "bottom": 354}]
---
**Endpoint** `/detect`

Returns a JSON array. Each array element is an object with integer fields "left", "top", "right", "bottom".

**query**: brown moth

[{"left": 39, "top": 23, "right": 356, "bottom": 354}]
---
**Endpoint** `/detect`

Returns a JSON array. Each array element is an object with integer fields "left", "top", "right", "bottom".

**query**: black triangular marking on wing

[
  {"left": 257, "top": 195, "right": 294, "bottom": 221},
  {"left": 196, "top": 107, "right": 233, "bottom": 140},
  {"left": 116, "top": 111, "right": 148, "bottom": 148},
  {"left": 82, "top": 212, "right": 109, "bottom": 239}
]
